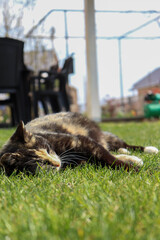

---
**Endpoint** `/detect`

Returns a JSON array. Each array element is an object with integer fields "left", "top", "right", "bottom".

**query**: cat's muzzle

[{"left": 36, "top": 149, "right": 61, "bottom": 171}]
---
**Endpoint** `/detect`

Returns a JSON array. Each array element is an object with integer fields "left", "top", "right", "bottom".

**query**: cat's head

[{"left": 0, "top": 122, "right": 61, "bottom": 176}]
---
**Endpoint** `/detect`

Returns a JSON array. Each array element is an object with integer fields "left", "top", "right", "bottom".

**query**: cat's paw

[
  {"left": 116, "top": 154, "right": 143, "bottom": 167},
  {"left": 144, "top": 146, "right": 159, "bottom": 154},
  {"left": 118, "top": 148, "right": 130, "bottom": 154}
]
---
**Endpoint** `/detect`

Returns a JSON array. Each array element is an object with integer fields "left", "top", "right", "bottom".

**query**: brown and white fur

[{"left": 0, "top": 112, "right": 158, "bottom": 176}]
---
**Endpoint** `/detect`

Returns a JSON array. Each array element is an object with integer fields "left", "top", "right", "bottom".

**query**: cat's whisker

[
  {"left": 61, "top": 156, "right": 79, "bottom": 164},
  {"left": 60, "top": 152, "right": 88, "bottom": 159},
  {"left": 61, "top": 160, "right": 78, "bottom": 165},
  {"left": 61, "top": 156, "right": 88, "bottom": 163},
  {"left": 60, "top": 148, "right": 88, "bottom": 158},
  {"left": 59, "top": 147, "right": 75, "bottom": 157},
  {"left": 60, "top": 155, "right": 88, "bottom": 166},
  {"left": 61, "top": 160, "right": 79, "bottom": 166},
  {"left": 61, "top": 155, "right": 85, "bottom": 161},
  {"left": 61, "top": 153, "right": 88, "bottom": 161}
]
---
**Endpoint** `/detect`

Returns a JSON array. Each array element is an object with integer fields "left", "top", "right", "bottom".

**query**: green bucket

[{"left": 144, "top": 103, "right": 160, "bottom": 118}]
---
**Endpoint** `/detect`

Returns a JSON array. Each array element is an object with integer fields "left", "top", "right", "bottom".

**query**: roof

[{"left": 132, "top": 67, "right": 160, "bottom": 90}]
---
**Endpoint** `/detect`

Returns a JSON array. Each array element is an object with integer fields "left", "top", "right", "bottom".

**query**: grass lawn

[{"left": 0, "top": 121, "right": 160, "bottom": 240}]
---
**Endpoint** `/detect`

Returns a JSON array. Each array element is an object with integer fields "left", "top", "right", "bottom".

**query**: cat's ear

[{"left": 10, "top": 121, "right": 33, "bottom": 143}]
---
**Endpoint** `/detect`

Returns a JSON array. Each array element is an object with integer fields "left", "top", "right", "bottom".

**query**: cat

[{"left": 0, "top": 112, "right": 158, "bottom": 176}]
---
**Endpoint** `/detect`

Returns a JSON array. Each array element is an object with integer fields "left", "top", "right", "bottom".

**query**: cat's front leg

[
  {"left": 114, "top": 154, "right": 143, "bottom": 167},
  {"left": 47, "top": 133, "right": 142, "bottom": 171}
]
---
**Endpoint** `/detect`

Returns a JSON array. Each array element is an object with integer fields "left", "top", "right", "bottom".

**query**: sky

[{"left": 1, "top": 0, "right": 160, "bottom": 106}]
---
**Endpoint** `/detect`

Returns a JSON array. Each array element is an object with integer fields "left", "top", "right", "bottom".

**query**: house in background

[
  {"left": 102, "top": 68, "right": 160, "bottom": 118},
  {"left": 132, "top": 68, "right": 160, "bottom": 115}
]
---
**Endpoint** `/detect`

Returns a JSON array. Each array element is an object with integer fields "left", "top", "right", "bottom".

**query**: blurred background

[{"left": 1, "top": 0, "right": 160, "bottom": 122}]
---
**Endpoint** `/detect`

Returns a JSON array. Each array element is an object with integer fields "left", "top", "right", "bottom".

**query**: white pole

[{"left": 84, "top": 0, "right": 101, "bottom": 122}]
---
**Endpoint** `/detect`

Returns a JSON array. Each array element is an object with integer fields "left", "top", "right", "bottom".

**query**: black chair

[
  {"left": 31, "top": 56, "right": 74, "bottom": 117},
  {"left": 0, "top": 37, "right": 32, "bottom": 125},
  {"left": 31, "top": 72, "right": 63, "bottom": 117},
  {"left": 60, "top": 56, "right": 74, "bottom": 82}
]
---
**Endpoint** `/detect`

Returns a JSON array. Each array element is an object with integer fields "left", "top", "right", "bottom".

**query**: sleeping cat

[{"left": 0, "top": 112, "right": 158, "bottom": 176}]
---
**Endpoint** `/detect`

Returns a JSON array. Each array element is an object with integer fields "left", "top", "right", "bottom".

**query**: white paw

[
  {"left": 144, "top": 146, "right": 159, "bottom": 154},
  {"left": 116, "top": 154, "right": 143, "bottom": 167},
  {"left": 118, "top": 148, "right": 130, "bottom": 154}
]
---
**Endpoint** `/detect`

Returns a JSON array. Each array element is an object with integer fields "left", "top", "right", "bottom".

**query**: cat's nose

[{"left": 49, "top": 154, "right": 61, "bottom": 168}]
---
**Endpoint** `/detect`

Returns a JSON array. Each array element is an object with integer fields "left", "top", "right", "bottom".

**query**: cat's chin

[{"left": 38, "top": 164, "right": 61, "bottom": 173}]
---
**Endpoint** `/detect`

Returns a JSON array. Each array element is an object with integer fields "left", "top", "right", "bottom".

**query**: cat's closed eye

[{"left": 45, "top": 144, "right": 51, "bottom": 154}]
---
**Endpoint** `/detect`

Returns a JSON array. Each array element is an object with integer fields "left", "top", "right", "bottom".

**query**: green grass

[{"left": 0, "top": 122, "right": 160, "bottom": 240}]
